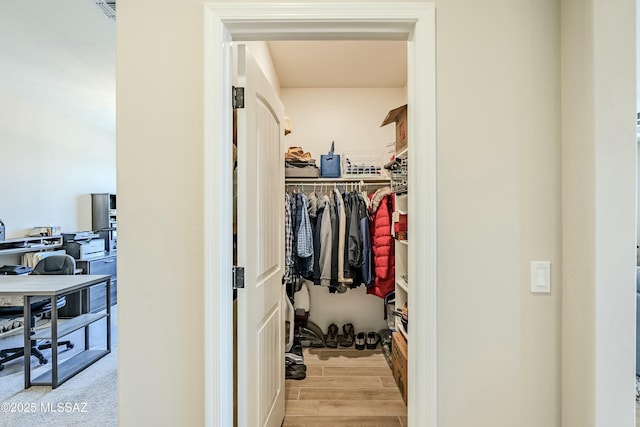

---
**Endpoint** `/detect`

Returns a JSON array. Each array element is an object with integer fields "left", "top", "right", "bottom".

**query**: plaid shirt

[
  {"left": 297, "top": 194, "right": 313, "bottom": 257},
  {"left": 297, "top": 194, "right": 314, "bottom": 276},
  {"left": 284, "top": 192, "right": 294, "bottom": 283}
]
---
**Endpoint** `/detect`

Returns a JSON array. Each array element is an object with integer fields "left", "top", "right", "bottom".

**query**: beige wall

[
  {"left": 0, "top": 90, "right": 115, "bottom": 267},
  {"left": 280, "top": 87, "right": 403, "bottom": 161},
  {"left": 561, "top": 0, "right": 636, "bottom": 426},
  {"left": 436, "top": 1, "right": 561, "bottom": 426},
  {"left": 116, "top": 1, "right": 635, "bottom": 426},
  {"left": 116, "top": 0, "right": 205, "bottom": 425}
]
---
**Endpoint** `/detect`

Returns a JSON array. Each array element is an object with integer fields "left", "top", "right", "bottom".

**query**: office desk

[{"left": 0, "top": 274, "right": 111, "bottom": 388}]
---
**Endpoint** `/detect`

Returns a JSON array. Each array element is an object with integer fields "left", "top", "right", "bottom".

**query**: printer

[{"left": 62, "top": 232, "right": 105, "bottom": 260}]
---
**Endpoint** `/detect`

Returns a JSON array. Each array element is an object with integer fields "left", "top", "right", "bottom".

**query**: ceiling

[
  {"left": 0, "top": 2, "right": 405, "bottom": 132},
  {"left": 267, "top": 40, "right": 407, "bottom": 88},
  {"left": 0, "top": 0, "right": 116, "bottom": 131}
]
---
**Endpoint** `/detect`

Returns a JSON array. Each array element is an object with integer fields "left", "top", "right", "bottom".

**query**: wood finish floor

[{"left": 284, "top": 347, "right": 407, "bottom": 427}]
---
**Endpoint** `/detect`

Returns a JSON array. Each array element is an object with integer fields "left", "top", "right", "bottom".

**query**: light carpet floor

[{"left": 0, "top": 305, "right": 117, "bottom": 427}]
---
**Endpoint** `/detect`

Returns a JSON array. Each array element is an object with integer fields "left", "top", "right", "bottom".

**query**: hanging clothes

[
  {"left": 359, "top": 195, "right": 373, "bottom": 286},
  {"left": 308, "top": 191, "right": 319, "bottom": 234},
  {"left": 334, "top": 188, "right": 353, "bottom": 291},
  {"left": 297, "top": 194, "right": 314, "bottom": 278},
  {"left": 368, "top": 186, "right": 395, "bottom": 298},
  {"left": 347, "top": 191, "right": 372, "bottom": 286},
  {"left": 290, "top": 191, "right": 299, "bottom": 276},
  {"left": 288, "top": 183, "right": 383, "bottom": 295},
  {"left": 347, "top": 192, "right": 363, "bottom": 269},
  {"left": 341, "top": 191, "right": 354, "bottom": 286},
  {"left": 329, "top": 193, "right": 339, "bottom": 290},
  {"left": 318, "top": 195, "right": 333, "bottom": 287},
  {"left": 284, "top": 192, "right": 294, "bottom": 284},
  {"left": 312, "top": 193, "right": 323, "bottom": 285}
]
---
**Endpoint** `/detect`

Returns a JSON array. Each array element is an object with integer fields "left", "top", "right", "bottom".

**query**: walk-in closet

[{"left": 233, "top": 40, "right": 411, "bottom": 427}]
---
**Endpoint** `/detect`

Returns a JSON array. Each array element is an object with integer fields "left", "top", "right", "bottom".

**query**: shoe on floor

[
  {"left": 285, "top": 353, "right": 304, "bottom": 365},
  {"left": 285, "top": 364, "right": 307, "bottom": 380},
  {"left": 355, "top": 332, "right": 366, "bottom": 350},
  {"left": 326, "top": 323, "right": 339, "bottom": 348},
  {"left": 340, "top": 323, "right": 355, "bottom": 347},
  {"left": 285, "top": 360, "right": 307, "bottom": 371},
  {"left": 366, "top": 332, "right": 380, "bottom": 349}
]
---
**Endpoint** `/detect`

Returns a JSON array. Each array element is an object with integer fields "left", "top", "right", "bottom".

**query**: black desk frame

[{"left": 20, "top": 275, "right": 111, "bottom": 389}]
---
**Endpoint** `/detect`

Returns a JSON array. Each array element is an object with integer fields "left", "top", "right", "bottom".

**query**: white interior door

[{"left": 236, "top": 43, "right": 285, "bottom": 427}]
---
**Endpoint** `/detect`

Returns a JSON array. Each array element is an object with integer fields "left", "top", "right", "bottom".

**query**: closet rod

[
  {"left": 284, "top": 178, "right": 390, "bottom": 186},
  {"left": 284, "top": 182, "right": 389, "bottom": 188}
]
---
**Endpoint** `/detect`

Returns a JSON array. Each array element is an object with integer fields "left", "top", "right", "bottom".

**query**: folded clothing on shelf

[
  {"left": 285, "top": 147, "right": 312, "bottom": 162},
  {"left": 285, "top": 146, "right": 319, "bottom": 178}
]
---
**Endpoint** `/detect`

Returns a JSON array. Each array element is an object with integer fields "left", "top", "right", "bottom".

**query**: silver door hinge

[
  {"left": 232, "top": 86, "right": 245, "bottom": 109},
  {"left": 233, "top": 266, "right": 245, "bottom": 289}
]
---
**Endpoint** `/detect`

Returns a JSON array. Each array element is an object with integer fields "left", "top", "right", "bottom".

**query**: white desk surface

[{"left": 0, "top": 275, "right": 110, "bottom": 296}]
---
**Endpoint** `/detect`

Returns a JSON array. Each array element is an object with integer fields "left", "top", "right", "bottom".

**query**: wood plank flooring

[{"left": 284, "top": 347, "right": 407, "bottom": 427}]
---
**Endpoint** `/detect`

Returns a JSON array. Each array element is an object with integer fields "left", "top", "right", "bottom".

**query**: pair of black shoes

[
  {"left": 326, "top": 323, "right": 355, "bottom": 348},
  {"left": 355, "top": 331, "right": 380, "bottom": 350}
]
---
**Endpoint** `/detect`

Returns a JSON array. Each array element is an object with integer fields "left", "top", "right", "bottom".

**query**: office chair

[{"left": 0, "top": 254, "right": 75, "bottom": 371}]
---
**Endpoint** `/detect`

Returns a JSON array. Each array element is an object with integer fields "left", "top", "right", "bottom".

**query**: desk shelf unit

[
  {"left": 32, "top": 312, "right": 107, "bottom": 341},
  {"left": 0, "top": 235, "right": 63, "bottom": 256},
  {"left": 18, "top": 275, "right": 112, "bottom": 389},
  {"left": 30, "top": 311, "right": 109, "bottom": 387}
]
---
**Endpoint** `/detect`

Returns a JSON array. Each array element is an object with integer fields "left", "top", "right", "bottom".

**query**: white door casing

[
  {"left": 236, "top": 44, "right": 286, "bottom": 427},
  {"left": 204, "top": 3, "right": 437, "bottom": 427}
]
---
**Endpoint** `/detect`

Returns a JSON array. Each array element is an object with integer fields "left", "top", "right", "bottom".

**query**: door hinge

[
  {"left": 233, "top": 266, "right": 245, "bottom": 290},
  {"left": 232, "top": 86, "right": 245, "bottom": 109}
]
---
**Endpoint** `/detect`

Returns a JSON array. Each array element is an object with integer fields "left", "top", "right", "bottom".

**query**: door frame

[{"left": 203, "top": 3, "right": 437, "bottom": 426}]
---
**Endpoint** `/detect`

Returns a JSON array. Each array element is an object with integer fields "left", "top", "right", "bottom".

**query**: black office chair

[{"left": 0, "top": 254, "right": 75, "bottom": 371}]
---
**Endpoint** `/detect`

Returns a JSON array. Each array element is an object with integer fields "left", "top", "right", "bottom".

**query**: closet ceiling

[
  {"left": 1, "top": 1, "right": 405, "bottom": 132},
  {"left": 268, "top": 41, "right": 407, "bottom": 88}
]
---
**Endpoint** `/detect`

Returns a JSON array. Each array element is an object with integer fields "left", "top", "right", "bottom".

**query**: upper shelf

[{"left": 0, "top": 235, "right": 63, "bottom": 256}]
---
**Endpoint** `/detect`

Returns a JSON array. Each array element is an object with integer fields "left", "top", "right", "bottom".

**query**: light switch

[{"left": 530, "top": 261, "right": 550, "bottom": 293}]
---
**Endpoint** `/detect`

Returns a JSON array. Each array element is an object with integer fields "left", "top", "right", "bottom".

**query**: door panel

[{"left": 236, "top": 44, "right": 285, "bottom": 427}]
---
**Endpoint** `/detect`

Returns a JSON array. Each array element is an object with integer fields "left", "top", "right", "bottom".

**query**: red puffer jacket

[{"left": 368, "top": 187, "right": 395, "bottom": 299}]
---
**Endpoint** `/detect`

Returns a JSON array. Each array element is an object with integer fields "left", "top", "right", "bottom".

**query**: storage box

[
  {"left": 285, "top": 165, "right": 320, "bottom": 178},
  {"left": 342, "top": 152, "right": 388, "bottom": 178},
  {"left": 381, "top": 104, "right": 407, "bottom": 154},
  {"left": 391, "top": 331, "right": 408, "bottom": 405},
  {"left": 393, "top": 211, "right": 407, "bottom": 233},
  {"left": 392, "top": 210, "right": 407, "bottom": 241}
]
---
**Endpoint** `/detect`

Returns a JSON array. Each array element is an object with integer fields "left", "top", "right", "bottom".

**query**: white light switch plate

[{"left": 530, "top": 261, "right": 550, "bottom": 293}]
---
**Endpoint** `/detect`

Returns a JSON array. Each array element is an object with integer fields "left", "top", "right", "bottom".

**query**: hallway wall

[
  {"left": 435, "top": 1, "right": 561, "bottom": 425},
  {"left": 116, "top": 1, "right": 636, "bottom": 426}
]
